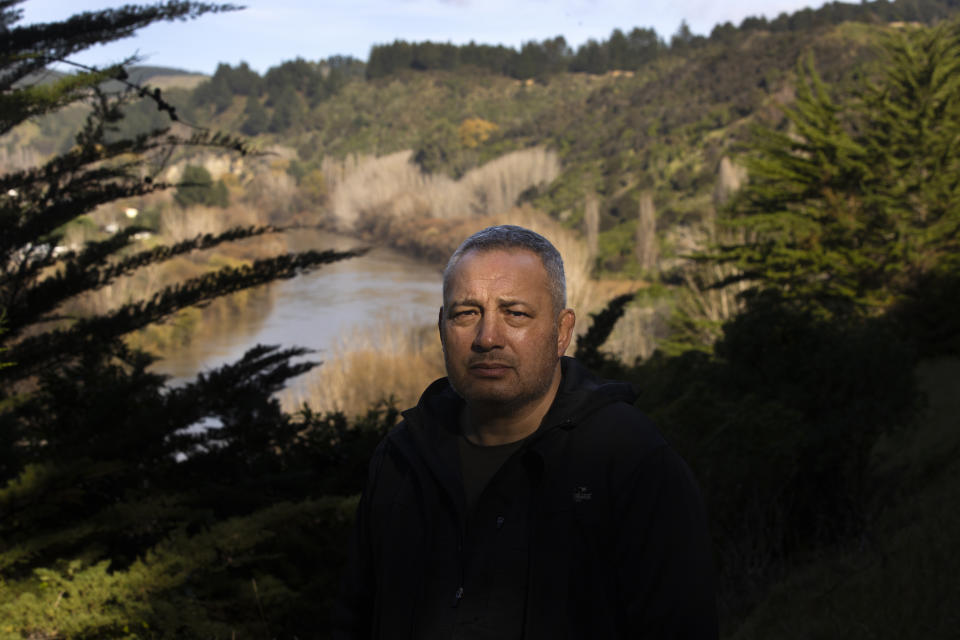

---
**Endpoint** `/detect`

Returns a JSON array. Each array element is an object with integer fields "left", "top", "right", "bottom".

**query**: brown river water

[{"left": 151, "top": 228, "right": 442, "bottom": 390}]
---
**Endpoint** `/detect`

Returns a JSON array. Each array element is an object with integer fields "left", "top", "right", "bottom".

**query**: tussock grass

[
  {"left": 600, "top": 293, "right": 671, "bottom": 365},
  {"left": 160, "top": 203, "right": 264, "bottom": 243},
  {"left": 320, "top": 148, "right": 602, "bottom": 319},
  {"left": 327, "top": 147, "right": 560, "bottom": 225},
  {"left": 282, "top": 321, "right": 445, "bottom": 417}
]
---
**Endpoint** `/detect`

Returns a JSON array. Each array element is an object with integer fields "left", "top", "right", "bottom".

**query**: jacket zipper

[{"left": 452, "top": 518, "right": 465, "bottom": 607}]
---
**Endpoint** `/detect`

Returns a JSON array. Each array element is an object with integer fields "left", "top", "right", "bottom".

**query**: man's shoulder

[
  {"left": 569, "top": 399, "right": 667, "bottom": 459},
  {"left": 375, "top": 418, "right": 417, "bottom": 460}
]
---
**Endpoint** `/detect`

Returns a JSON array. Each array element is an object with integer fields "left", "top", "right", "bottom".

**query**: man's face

[{"left": 439, "top": 248, "right": 575, "bottom": 412}]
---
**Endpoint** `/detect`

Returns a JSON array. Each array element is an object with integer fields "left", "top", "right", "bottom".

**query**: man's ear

[
  {"left": 557, "top": 308, "right": 576, "bottom": 356},
  {"left": 437, "top": 306, "right": 445, "bottom": 347}
]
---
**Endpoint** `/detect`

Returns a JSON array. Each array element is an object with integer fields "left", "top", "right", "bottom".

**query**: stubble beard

[{"left": 443, "top": 331, "right": 560, "bottom": 416}]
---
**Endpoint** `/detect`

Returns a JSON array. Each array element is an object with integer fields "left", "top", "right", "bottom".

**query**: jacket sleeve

[
  {"left": 616, "top": 444, "right": 718, "bottom": 639},
  {"left": 330, "top": 441, "right": 387, "bottom": 640}
]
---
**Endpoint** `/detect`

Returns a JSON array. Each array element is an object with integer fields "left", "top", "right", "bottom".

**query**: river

[{"left": 152, "top": 229, "right": 443, "bottom": 391}]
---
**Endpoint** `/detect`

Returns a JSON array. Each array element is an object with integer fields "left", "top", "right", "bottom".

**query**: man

[{"left": 334, "top": 225, "right": 717, "bottom": 639}]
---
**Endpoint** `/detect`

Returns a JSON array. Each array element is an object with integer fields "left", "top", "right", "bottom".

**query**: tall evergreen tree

[
  {"left": 240, "top": 92, "right": 268, "bottom": 135},
  {"left": 268, "top": 84, "right": 306, "bottom": 132},
  {"left": 0, "top": 2, "right": 372, "bottom": 635},
  {"left": 711, "top": 20, "right": 960, "bottom": 316},
  {"left": 858, "top": 21, "right": 960, "bottom": 280}
]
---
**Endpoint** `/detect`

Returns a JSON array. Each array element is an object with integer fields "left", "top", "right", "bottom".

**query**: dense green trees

[
  {"left": 240, "top": 92, "right": 268, "bottom": 135},
  {"left": 365, "top": 2, "right": 960, "bottom": 82},
  {"left": 657, "top": 19, "right": 960, "bottom": 620},
  {"left": 713, "top": 21, "right": 960, "bottom": 317},
  {"left": 573, "top": 22, "right": 960, "bottom": 624},
  {"left": 174, "top": 164, "right": 229, "bottom": 207},
  {"left": 192, "top": 67, "right": 233, "bottom": 112},
  {"left": 732, "top": 0, "right": 960, "bottom": 34},
  {"left": 189, "top": 56, "right": 365, "bottom": 127},
  {"left": 215, "top": 60, "right": 262, "bottom": 95},
  {"left": 367, "top": 30, "right": 666, "bottom": 79}
]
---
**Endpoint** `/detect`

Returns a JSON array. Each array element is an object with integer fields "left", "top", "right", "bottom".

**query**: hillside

[
  {"left": 2, "top": 10, "right": 930, "bottom": 270},
  {"left": 122, "top": 19, "right": 890, "bottom": 279},
  {"left": 5, "top": 6, "right": 952, "bottom": 359}
]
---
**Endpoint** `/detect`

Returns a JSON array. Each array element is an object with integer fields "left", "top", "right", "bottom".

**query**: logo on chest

[{"left": 572, "top": 486, "right": 593, "bottom": 503}]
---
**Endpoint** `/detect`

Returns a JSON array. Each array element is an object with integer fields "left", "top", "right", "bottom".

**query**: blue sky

[{"left": 22, "top": 0, "right": 834, "bottom": 75}]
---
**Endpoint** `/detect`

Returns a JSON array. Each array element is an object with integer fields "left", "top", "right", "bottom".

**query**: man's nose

[{"left": 471, "top": 313, "right": 504, "bottom": 352}]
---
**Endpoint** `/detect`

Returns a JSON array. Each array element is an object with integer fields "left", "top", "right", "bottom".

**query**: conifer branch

[
  {"left": 4, "top": 248, "right": 368, "bottom": 379},
  {"left": 6, "top": 226, "right": 281, "bottom": 337}
]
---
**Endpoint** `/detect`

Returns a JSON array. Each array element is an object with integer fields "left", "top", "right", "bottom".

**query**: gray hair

[{"left": 442, "top": 225, "right": 567, "bottom": 313}]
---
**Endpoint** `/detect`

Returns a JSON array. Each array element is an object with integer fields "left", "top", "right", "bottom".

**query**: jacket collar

[
  {"left": 540, "top": 356, "right": 637, "bottom": 431},
  {"left": 391, "top": 357, "right": 638, "bottom": 519},
  {"left": 394, "top": 356, "right": 637, "bottom": 468}
]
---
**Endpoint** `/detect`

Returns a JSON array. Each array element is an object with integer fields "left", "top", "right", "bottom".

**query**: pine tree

[
  {"left": 0, "top": 2, "right": 373, "bottom": 635},
  {"left": 240, "top": 93, "right": 268, "bottom": 135},
  {"left": 268, "top": 84, "right": 306, "bottom": 132},
  {"left": 711, "top": 20, "right": 960, "bottom": 316},
  {"left": 858, "top": 21, "right": 960, "bottom": 282}
]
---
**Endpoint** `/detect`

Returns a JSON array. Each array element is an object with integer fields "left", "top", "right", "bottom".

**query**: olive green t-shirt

[{"left": 458, "top": 436, "right": 525, "bottom": 513}]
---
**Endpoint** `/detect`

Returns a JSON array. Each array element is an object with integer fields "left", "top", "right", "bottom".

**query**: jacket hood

[
  {"left": 543, "top": 356, "right": 638, "bottom": 429},
  {"left": 393, "top": 357, "right": 637, "bottom": 472}
]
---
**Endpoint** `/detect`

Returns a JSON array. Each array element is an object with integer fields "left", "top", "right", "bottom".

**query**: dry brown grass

[
  {"left": 241, "top": 165, "right": 307, "bottom": 225},
  {"left": 665, "top": 214, "right": 748, "bottom": 345},
  {"left": 0, "top": 143, "right": 44, "bottom": 172},
  {"left": 145, "top": 74, "right": 209, "bottom": 91},
  {"left": 160, "top": 203, "right": 264, "bottom": 242},
  {"left": 327, "top": 147, "right": 560, "bottom": 226},
  {"left": 600, "top": 298, "right": 672, "bottom": 365},
  {"left": 282, "top": 321, "right": 445, "bottom": 417},
  {"left": 321, "top": 149, "right": 586, "bottom": 314}
]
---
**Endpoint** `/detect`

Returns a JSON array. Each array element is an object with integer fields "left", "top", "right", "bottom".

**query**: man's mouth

[{"left": 468, "top": 362, "right": 513, "bottom": 377}]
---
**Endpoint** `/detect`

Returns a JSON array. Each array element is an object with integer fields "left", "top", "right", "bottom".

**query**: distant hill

[
  {"left": 13, "top": 64, "right": 206, "bottom": 91},
  {"left": 171, "top": 19, "right": 885, "bottom": 274},
  {"left": 9, "top": 0, "right": 960, "bottom": 278},
  {"left": 135, "top": 72, "right": 208, "bottom": 90},
  {"left": 124, "top": 65, "right": 208, "bottom": 88}
]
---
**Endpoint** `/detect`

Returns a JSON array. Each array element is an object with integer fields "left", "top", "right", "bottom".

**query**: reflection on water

[{"left": 153, "top": 229, "right": 442, "bottom": 388}]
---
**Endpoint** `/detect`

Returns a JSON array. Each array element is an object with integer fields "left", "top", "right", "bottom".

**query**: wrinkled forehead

[{"left": 442, "top": 248, "right": 548, "bottom": 303}]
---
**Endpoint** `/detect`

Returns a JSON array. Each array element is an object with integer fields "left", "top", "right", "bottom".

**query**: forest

[{"left": 1, "top": 0, "right": 959, "bottom": 637}]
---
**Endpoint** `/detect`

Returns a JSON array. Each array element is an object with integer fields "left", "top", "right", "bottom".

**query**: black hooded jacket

[{"left": 333, "top": 357, "right": 717, "bottom": 639}]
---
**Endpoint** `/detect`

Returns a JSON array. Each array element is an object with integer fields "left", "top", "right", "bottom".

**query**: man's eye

[{"left": 508, "top": 310, "right": 528, "bottom": 318}]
